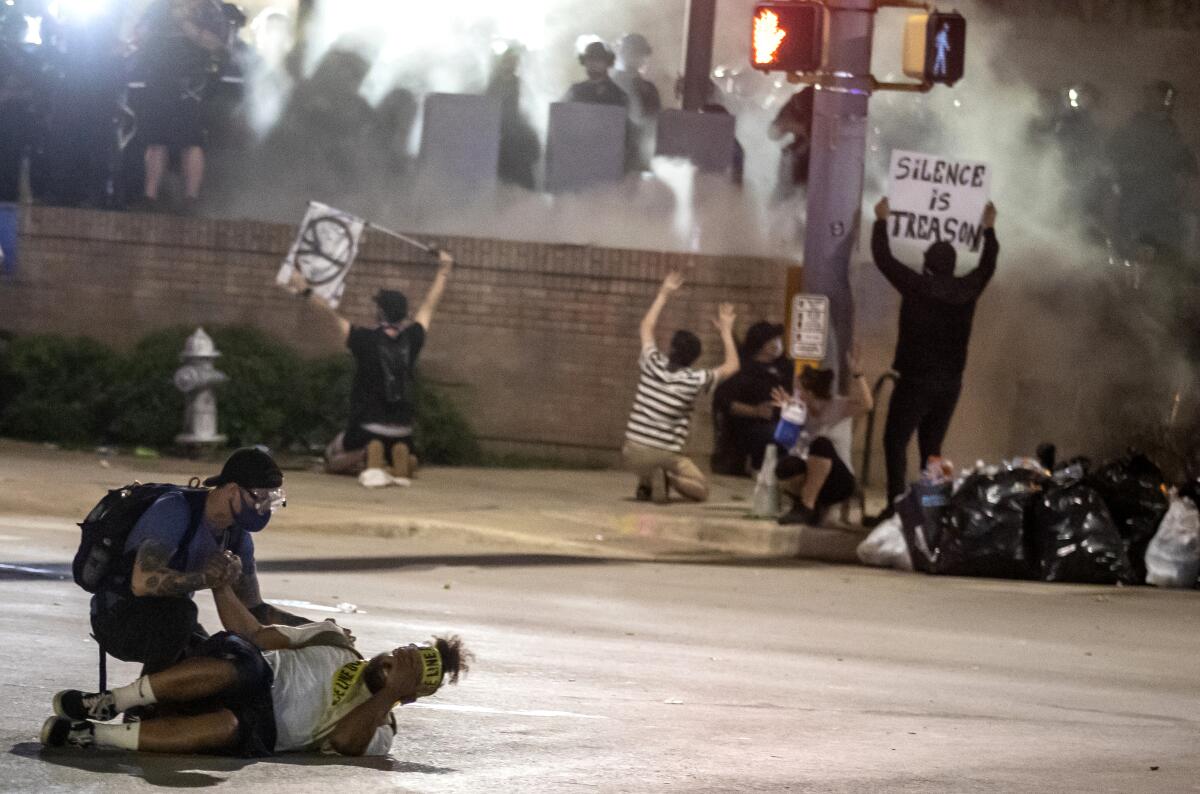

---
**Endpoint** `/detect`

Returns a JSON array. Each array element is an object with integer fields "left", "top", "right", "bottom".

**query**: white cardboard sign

[
  {"left": 886, "top": 149, "right": 991, "bottom": 253},
  {"left": 789, "top": 293, "right": 829, "bottom": 361}
]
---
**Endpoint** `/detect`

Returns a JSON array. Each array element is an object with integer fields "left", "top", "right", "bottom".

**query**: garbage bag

[
  {"left": 896, "top": 480, "right": 951, "bottom": 573},
  {"left": 935, "top": 466, "right": 1049, "bottom": 579},
  {"left": 1145, "top": 495, "right": 1200, "bottom": 589},
  {"left": 1088, "top": 452, "right": 1169, "bottom": 583},
  {"left": 1034, "top": 482, "right": 1133, "bottom": 584},
  {"left": 857, "top": 515, "right": 913, "bottom": 571}
]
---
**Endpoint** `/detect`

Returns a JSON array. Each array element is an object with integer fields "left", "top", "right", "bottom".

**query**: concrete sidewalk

[{"left": 0, "top": 439, "right": 870, "bottom": 562}]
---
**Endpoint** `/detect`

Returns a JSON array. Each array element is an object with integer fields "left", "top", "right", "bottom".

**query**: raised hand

[
  {"left": 874, "top": 197, "right": 890, "bottom": 221},
  {"left": 661, "top": 271, "right": 685, "bottom": 294},
  {"left": 982, "top": 201, "right": 997, "bottom": 229},
  {"left": 712, "top": 302, "right": 736, "bottom": 333}
]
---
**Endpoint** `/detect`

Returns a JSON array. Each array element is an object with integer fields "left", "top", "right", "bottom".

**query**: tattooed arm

[
  {"left": 232, "top": 569, "right": 310, "bottom": 626},
  {"left": 130, "top": 542, "right": 240, "bottom": 598}
]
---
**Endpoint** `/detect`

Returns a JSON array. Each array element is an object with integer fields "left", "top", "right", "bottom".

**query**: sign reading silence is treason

[{"left": 886, "top": 149, "right": 991, "bottom": 254}]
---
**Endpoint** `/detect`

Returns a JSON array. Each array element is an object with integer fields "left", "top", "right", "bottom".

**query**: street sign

[
  {"left": 789, "top": 293, "right": 829, "bottom": 361},
  {"left": 886, "top": 149, "right": 991, "bottom": 254}
]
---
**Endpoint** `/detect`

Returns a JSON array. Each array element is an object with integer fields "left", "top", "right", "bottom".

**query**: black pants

[
  {"left": 92, "top": 595, "right": 210, "bottom": 675},
  {"left": 776, "top": 436, "right": 857, "bottom": 510},
  {"left": 882, "top": 374, "right": 963, "bottom": 504}
]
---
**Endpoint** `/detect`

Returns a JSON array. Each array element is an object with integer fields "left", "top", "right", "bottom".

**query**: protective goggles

[{"left": 244, "top": 487, "right": 287, "bottom": 515}]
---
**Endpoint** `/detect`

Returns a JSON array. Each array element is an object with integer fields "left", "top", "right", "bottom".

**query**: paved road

[{"left": 0, "top": 514, "right": 1196, "bottom": 793}]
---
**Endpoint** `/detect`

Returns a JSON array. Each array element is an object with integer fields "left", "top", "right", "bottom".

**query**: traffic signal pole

[
  {"left": 681, "top": 0, "right": 718, "bottom": 111},
  {"left": 801, "top": 0, "right": 876, "bottom": 381}
]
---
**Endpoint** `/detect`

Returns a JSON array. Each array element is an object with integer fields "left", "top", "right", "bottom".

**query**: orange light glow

[{"left": 753, "top": 9, "right": 787, "bottom": 65}]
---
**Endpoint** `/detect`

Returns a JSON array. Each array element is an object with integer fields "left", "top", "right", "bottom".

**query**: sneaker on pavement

[
  {"left": 862, "top": 505, "right": 896, "bottom": 528},
  {"left": 778, "top": 504, "right": 819, "bottom": 526},
  {"left": 635, "top": 483, "right": 652, "bottom": 501},
  {"left": 40, "top": 716, "right": 95, "bottom": 749},
  {"left": 53, "top": 689, "right": 117, "bottom": 722}
]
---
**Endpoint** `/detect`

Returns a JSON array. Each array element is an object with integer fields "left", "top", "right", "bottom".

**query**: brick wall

[{"left": 0, "top": 206, "right": 791, "bottom": 464}]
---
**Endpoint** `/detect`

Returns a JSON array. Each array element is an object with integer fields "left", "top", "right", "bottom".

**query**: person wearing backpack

[
  {"left": 87, "top": 447, "right": 308, "bottom": 676},
  {"left": 313, "top": 250, "right": 456, "bottom": 483}
]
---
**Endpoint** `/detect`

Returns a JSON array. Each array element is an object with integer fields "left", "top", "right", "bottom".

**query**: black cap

[
  {"left": 742, "top": 321, "right": 785, "bottom": 358},
  {"left": 203, "top": 447, "right": 283, "bottom": 489},
  {"left": 374, "top": 289, "right": 409, "bottom": 323}
]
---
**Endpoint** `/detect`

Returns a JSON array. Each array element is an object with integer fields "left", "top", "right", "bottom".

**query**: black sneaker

[
  {"left": 778, "top": 504, "right": 819, "bottom": 526},
  {"left": 862, "top": 506, "right": 896, "bottom": 528},
  {"left": 635, "top": 483, "right": 652, "bottom": 501},
  {"left": 40, "top": 716, "right": 95, "bottom": 749},
  {"left": 54, "top": 689, "right": 117, "bottom": 722}
]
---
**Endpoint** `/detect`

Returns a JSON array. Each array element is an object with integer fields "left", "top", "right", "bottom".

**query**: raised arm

[
  {"left": 283, "top": 271, "right": 351, "bottom": 338},
  {"left": 413, "top": 250, "right": 455, "bottom": 331},
  {"left": 845, "top": 348, "right": 874, "bottom": 417},
  {"left": 870, "top": 198, "right": 923, "bottom": 296},
  {"left": 711, "top": 302, "right": 739, "bottom": 382},
  {"left": 640, "top": 271, "right": 684, "bottom": 349},
  {"left": 955, "top": 202, "right": 999, "bottom": 298}
]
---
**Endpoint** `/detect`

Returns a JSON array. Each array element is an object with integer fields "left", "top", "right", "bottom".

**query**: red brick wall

[{"left": 0, "top": 207, "right": 790, "bottom": 463}]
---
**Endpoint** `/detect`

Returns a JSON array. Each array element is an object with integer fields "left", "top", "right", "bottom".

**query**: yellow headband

[{"left": 417, "top": 646, "right": 443, "bottom": 695}]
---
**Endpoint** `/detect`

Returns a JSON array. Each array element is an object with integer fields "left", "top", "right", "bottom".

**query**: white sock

[
  {"left": 111, "top": 676, "right": 158, "bottom": 713},
  {"left": 93, "top": 721, "right": 140, "bottom": 751}
]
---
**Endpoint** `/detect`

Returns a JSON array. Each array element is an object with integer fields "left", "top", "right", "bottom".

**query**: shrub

[
  {"left": 0, "top": 326, "right": 480, "bottom": 464},
  {"left": 0, "top": 334, "right": 123, "bottom": 444}
]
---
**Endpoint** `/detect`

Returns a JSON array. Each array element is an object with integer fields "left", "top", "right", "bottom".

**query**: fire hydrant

[{"left": 174, "top": 328, "right": 228, "bottom": 445}]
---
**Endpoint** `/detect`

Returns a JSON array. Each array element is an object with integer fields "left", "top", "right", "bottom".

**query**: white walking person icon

[{"left": 933, "top": 23, "right": 951, "bottom": 77}]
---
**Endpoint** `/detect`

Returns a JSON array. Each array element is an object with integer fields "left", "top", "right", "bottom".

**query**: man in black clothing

[
  {"left": 316, "top": 250, "right": 455, "bottom": 481},
  {"left": 866, "top": 197, "right": 999, "bottom": 525},
  {"left": 565, "top": 41, "right": 628, "bottom": 107},
  {"left": 711, "top": 321, "right": 788, "bottom": 475}
]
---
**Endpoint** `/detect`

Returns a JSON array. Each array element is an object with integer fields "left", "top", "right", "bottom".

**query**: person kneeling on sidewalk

[
  {"left": 773, "top": 360, "right": 873, "bottom": 526},
  {"left": 622, "top": 271, "right": 739, "bottom": 503},
  {"left": 43, "top": 581, "right": 471, "bottom": 757}
]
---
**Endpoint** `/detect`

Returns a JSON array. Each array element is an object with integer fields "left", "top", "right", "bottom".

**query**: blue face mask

[{"left": 235, "top": 496, "right": 271, "bottom": 533}]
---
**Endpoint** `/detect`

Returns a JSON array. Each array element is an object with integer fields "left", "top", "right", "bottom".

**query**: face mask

[
  {"left": 235, "top": 500, "right": 271, "bottom": 532},
  {"left": 764, "top": 339, "right": 784, "bottom": 359}
]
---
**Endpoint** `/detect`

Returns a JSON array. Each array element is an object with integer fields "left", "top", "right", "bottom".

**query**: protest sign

[
  {"left": 886, "top": 150, "right": 991, "bottom": 254},
  {"left": 275, "top": 202, "right": 366, "bottom": 308}
]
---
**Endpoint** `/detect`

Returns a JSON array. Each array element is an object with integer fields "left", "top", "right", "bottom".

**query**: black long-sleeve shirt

[{"left": 871, "top": 219, "right": 999, "bottom": 379}]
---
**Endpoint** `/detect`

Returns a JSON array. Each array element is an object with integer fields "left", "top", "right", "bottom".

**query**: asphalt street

[{"left": 0, "top": 513, "right": 1197, "bottom": 793}]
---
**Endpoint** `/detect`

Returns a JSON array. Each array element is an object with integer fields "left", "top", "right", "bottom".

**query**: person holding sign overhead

[{"left": 864, "top": 196, "right": 999, "bottom": 527}]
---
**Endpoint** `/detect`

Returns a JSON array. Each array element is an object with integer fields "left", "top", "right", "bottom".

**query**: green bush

[
  {"left": 0, "top": 334, "right": 123, "bottom": 444},
  {"left": 0, "top": 326, "right": 479, "bottom": 464}
]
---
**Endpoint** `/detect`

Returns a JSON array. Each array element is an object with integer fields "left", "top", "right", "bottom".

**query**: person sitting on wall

[
  {"left": 622, "top": 271, "right": 739, "bottom": 503},
  {"left": 711, "top": 321, "right": 789, "bottom": 476},
  {"left": 44, "top": 579, "right": 470, "bottom": 757},
  {"left": 565, "top": 41, "right": 629, "bottom": 107},
  {"left": 293, "top": 251, "right": 456, "bottom": 484},
  {"left": 772, "top": 357, "right": 873, "bottom": 527}
]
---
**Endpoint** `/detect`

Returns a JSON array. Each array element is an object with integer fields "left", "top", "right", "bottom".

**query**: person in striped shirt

[{"left": 622, "top": 271, "right": 739, "bottom": 503}]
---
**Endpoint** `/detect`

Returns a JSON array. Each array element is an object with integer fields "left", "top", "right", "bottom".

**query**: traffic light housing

[
  {"left": 902, "top": 11, "right": 966, "bottom": 86},
  {"left": 751, "top": 2, "right": 825, "bottom": 73}
]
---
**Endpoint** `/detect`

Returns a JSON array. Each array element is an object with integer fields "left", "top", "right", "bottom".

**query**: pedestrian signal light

[
  {"left": 903, "top": 11, "right": 966, "bottom": 86},
  {"left": 751, "top": 2, "right": 825, "bottom": 73}
]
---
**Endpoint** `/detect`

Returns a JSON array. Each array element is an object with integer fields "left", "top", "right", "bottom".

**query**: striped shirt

[{"left": 625, "top": 345, "right": 716, "bottom": 453}]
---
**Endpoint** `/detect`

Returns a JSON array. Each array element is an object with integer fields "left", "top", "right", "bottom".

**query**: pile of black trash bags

[{"left": 872, "top": 450, "right": 1193, "bottom": 586}]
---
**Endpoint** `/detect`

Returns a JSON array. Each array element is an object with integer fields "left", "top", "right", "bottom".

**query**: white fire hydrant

[{"left": 174, "top": 328, "right": 228, "bottom": 445}]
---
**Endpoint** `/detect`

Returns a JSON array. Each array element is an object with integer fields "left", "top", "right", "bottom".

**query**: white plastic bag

[
  {"left": 856, "top": 515, "right": 914, "bottom": 571},
  {"left": 1145, "top": 495, "right": 1200, "bottom": 588}
]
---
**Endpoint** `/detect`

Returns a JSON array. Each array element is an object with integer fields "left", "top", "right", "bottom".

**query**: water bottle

[
  {"left": 751, "top": 445, "right": 781, "bottom": 518},
  {"left": 773, "top": 401, "right": 807, "bottom": 450}
]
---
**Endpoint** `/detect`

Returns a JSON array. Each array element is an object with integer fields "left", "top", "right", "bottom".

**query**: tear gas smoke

[{"left": 209, "top": 0, "right": 1198, "bottom": 469}]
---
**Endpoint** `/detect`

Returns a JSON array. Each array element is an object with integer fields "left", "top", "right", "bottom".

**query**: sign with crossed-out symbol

[{"left": 276, "top": 202, "right": 366, "bottom": 309}]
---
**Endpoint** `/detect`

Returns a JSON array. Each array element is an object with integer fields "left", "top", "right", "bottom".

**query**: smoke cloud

[{"left": 207, "top": 0, "right": 1197, "bottom": 470}]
